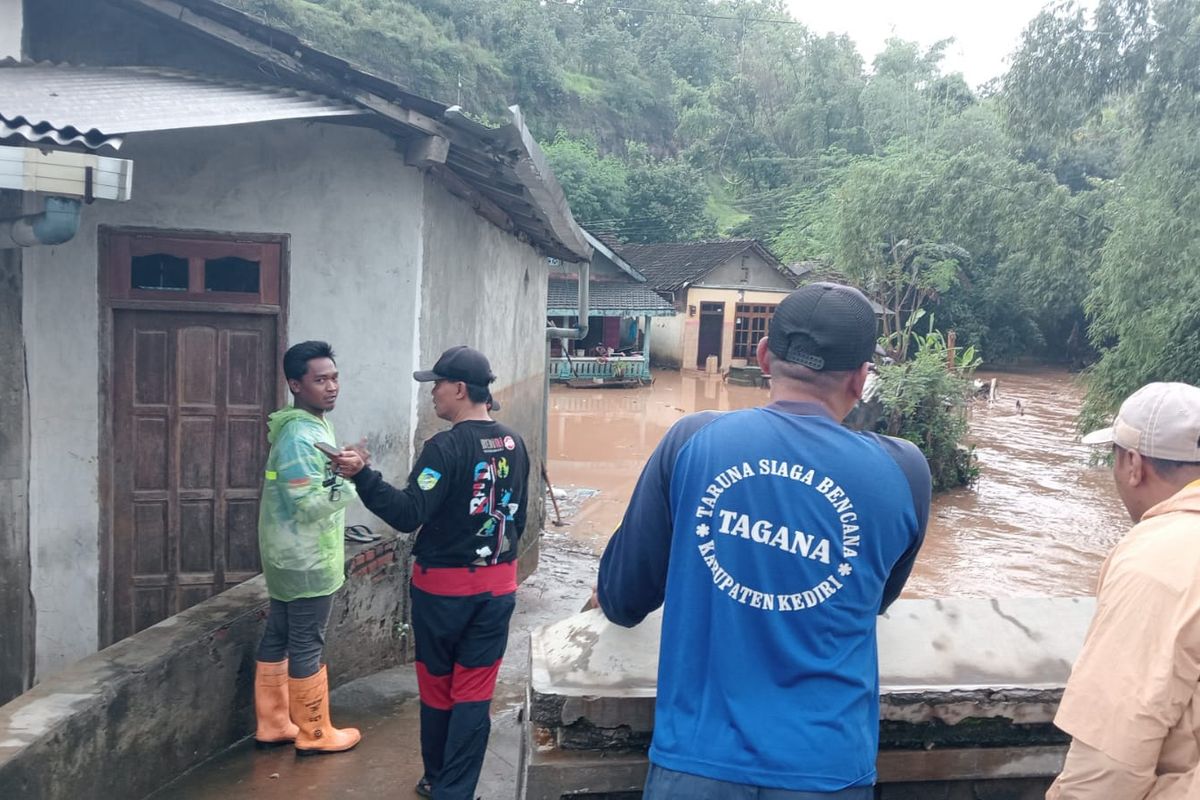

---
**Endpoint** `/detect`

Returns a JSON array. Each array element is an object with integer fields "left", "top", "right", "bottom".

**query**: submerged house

[
  {"left": 0, "top": 0, "right": 589, "bottom": 701},
  {"left": 607, "top": 238, "right": 797, "bottom": 371},
  {"left": 547, "top": 230, "right": 675, "bottom": 384}
]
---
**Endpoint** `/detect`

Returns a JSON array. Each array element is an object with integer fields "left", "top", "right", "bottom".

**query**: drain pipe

[
  {"left": 2, "top": 197, "right": 82, "bottom": 249},
  {"left": 545, "top": 258, "right": 590, "bottom": 342},
  {"left": 542, "top": 259, "right": 590, "bottom": 530}
]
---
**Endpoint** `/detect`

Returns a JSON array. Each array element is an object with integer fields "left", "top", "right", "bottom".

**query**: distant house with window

[
  {"left": 547, "top": 230, "right": 675, "bottom": 383},
  {"left": 605, "top": 238, "right": 797, "bottom": 371}
]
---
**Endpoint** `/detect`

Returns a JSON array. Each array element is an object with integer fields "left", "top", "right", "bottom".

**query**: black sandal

[
  {"left": 414, "top": 777, "right": 433, "bottom": 798},
  {"left": 344, "top": 525, "right": 374, "bottom": 543}
]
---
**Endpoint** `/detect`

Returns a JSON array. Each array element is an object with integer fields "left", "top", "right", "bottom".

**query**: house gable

[{"left": 695, "top": 249, "right": 797, "bottom": 291}]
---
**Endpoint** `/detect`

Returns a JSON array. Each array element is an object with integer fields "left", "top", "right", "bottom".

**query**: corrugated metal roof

[
  {"left": 548, "top": 278, "right": 675, "bottom": 317},
  {"left": 0, "top": 62, "right": 362, "bottom": 149}
]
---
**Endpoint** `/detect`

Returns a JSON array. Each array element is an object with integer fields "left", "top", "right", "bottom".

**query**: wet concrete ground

[
  {"left": 548, "top": 367, "right": 1129, "bottom": 597},
  {"left": 154, "top": 530, "right": 598, "bottom": 800}
]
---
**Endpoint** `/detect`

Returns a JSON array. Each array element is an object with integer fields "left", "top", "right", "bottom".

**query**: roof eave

[
  {"left": 106, "top": 0, "right": 591, "bottom": 262},
  {"left": 581, "top": 228, "right": 645, "bottom": 281}
]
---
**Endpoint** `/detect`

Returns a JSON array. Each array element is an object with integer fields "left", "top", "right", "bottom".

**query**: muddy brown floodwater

[{"left": 546, "top": 368, "right": 1130, "bottom": 598}]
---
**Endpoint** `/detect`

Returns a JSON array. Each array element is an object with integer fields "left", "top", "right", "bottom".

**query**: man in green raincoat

[{"left": 252, "top": 340, "right": 361, "bottom": 755}]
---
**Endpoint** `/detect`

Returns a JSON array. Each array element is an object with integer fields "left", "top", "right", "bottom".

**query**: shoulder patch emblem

[{"left": 417, "top": 467, "right": 442, "bottom": 491}]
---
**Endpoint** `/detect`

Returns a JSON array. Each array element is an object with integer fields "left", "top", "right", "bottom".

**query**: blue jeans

[
  {"left": 643, "top": 764, "right": 874, "bottom": 800},
  {"left": 256, "top": 594, "right": 334, "bottom": 678}
]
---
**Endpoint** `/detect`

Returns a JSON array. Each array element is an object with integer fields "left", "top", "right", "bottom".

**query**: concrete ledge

[
  {"left": 0, "top": 535, "right": 413, "bottom": 800},
  {"left": 524, "top": 597, "right": 1094, "bottom": 798}
]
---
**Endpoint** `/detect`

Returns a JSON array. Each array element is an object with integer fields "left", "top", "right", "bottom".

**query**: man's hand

[
  {"left": 332, "top": 448, "right": 367, "bottom": 478},
  {"left": 581, "top": 587, "right": 600, "bottom": 613},
  {"left": 347, "top": 438, "right": 372, "bottom": 465}
]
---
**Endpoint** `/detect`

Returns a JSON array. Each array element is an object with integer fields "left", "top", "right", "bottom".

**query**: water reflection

[{"left": 546, "top": 368, "right": 1129, "bottom": 597}]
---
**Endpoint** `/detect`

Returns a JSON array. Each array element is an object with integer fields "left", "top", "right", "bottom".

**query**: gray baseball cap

[{"left": 1082, "top": 382, "right": 1200, "bottom": 462}]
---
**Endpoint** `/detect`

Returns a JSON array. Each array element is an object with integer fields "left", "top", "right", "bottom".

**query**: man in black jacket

[{"left": 335, "top": 346, "right": 529, "bottom": 800}]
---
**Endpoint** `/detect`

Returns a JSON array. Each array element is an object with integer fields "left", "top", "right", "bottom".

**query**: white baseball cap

[{"left": 1082, "top": 382, "right": 1200, "bottom": 462}]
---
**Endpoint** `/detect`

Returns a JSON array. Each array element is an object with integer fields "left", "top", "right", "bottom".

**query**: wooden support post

[
  {"left": 405, "top": 135, "right": 451, "bottom": 169},
  {"left": 642, "top": 315, "right": 652, "bottom": 379},
  {"left": 947, "top": 329, "right": 957, "bottom": 372}
]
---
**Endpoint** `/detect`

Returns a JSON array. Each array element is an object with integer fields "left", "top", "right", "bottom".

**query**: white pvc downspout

[{"left": 545, "top": 258, "right": 589, "bottom": 342}]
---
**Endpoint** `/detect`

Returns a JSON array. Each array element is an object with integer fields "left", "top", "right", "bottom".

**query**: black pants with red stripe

[{"left": 411, "top": 566, "right": 517, "bottom": 800}]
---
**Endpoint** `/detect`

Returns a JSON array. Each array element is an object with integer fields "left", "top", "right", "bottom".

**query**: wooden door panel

[
  {"left": 227, "top": 418, "right": 263, "bottom": 488},
  {"left": 111, "top": 310, "right": 275, "bottom": 642},
  {"left": 133, "top": 502, "right": 168, "bottom": 575},
  {"left": 180, "top": 501, "right": 214, "bottom": 572},
  {"left": 228, "top": 330, "right": 264, "bottom": 406},
  {"left": 179, "top": 417, "right": 216, "bottom": 490},
  {"left": 226, "top": 500, "right": 261, "bottom": 578}
]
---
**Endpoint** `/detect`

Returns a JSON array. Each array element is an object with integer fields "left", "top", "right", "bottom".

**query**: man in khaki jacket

[{"left": 1049, "top": 382, "right": 1200, "bottom": 800}]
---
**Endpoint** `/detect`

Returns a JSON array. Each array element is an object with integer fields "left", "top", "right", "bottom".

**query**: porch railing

[{"left": 550, "top": 356, "right": 650, "bottom": 381}]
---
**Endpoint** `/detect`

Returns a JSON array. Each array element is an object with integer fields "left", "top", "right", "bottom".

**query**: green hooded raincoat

[{"left": 258, "top": 407, "right": 357, "bottom": 601}]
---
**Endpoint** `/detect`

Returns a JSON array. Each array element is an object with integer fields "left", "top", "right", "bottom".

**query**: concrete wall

[
  {"left": 699, "top": 250, "right": 794, "bottom": 290},
  {"left": 0, "top": 0, "right": 21, "bottom": 60},
  {"left": 677, "top": 287, "right": 794, "bottom": 372},
  {"left": 0, "top": 536, "right": 412, "bottom": 800},
  {"left": 417, "top": 178, "right": 550, "bottom": 568},
  {"left": 21, "top": 120, "right": 424, "bottom": 679},
  {"left": 0, "top": 191, "right": 33, "bottom": 704},
  {"left": 649, "top": 315, "right": 684, "bottom": 368}
]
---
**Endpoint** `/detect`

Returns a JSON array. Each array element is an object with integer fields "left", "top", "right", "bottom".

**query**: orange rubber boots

[{"left": 288, "top": 665, "right": 361, "bottom": 755}]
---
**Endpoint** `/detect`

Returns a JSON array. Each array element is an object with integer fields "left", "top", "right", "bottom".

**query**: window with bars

[{"left": 733, "top": 303, "right": 777, "bottom": 359}]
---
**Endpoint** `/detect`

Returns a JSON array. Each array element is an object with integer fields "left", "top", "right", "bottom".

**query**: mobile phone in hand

[{"left": 313, "top": 441, "right": 341, "bottom": 459}]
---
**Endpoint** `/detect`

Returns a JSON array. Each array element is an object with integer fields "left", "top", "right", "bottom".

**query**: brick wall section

[{"left": 348, "top": 539, "right": 399, "bottom": 579}]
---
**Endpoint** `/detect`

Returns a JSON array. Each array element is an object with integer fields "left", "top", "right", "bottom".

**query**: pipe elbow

[{"left": 3, "top": 197, "right": 82, "bottom": 248}]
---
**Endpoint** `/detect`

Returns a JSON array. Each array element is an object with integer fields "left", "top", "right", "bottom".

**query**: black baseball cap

[
  {"left": 413, "top": 345, "right": 501, "bottom": 410},
  {"left": 767, "top": 282, "right": 878, "bottom": 372}
]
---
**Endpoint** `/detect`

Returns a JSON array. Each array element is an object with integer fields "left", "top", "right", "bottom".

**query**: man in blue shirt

[{"left": 596, "top": 283, "right": 931, "bottom": 799}]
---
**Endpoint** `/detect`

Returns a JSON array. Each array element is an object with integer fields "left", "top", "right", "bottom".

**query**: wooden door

[
  {"left": 110, "top": 310, "right": 276, "bottom": 640},
  {"left": 697, "top": 302, "right": 725, "bottom": 368}
]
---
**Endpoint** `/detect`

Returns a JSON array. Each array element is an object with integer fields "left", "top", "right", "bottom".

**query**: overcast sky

[{"left": 783, "top": 0, "right": 1070, "bottom": 88}]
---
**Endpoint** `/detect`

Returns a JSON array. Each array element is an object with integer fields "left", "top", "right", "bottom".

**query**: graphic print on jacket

[
  {"left": 470, "top": 454, "right": 519, "bottom": 563},
  {"left": 351, "top": 420, "right": 530, "bottom": 568}
]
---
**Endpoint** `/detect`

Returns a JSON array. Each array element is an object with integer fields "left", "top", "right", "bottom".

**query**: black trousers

[
  {"left": 411, "top": 578, "right": 516, "bottom": 800},
  {"left": 256, "top": 594, "right": 334, "bottom": 679}
]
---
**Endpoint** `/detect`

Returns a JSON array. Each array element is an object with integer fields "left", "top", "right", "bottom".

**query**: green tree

[
  {"left": 1082, "top": 117, "right": 1200, "bottom": 426},
  {"left": 540, "top": 135, "right": 629, "bottom": 226},
  {"left": 623, "top": 147, "right": 718, "bottom": 242}
]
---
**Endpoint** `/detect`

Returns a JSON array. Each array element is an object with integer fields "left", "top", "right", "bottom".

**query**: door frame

[
  {"left": 696, "top": 301, "right": 725, "bottom": 368},
  {"left": 98, "top": 226, "right": 289, "bottom": 648}
]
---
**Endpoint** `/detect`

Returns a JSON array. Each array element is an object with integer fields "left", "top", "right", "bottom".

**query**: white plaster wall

[
  {"left": 23, "top": 120, "right": 423, "bottom": 678},
  {"left": 650, "top": 315, "right": 684, "bottom": 368},
  {"left": 700, "top": 251, "right": 794, "bottom": 290},
  {"left": 417, "top": 177, "right": 550, "bottom": 541},
  {"left": 0, "top": 0, "right": 22, "bottom": 60}
]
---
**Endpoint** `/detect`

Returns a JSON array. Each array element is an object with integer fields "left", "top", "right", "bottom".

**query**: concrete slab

[
  {"left": 524, "top": 596, "right": 1095, "bottom": 797},
  {"left": 530, "top": 597, "right": 1095, "bottom": 705}
]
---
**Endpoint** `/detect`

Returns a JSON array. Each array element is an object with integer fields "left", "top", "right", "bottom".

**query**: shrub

[{"left": 874, "top": 328, "right": 980, "bottom": 491}]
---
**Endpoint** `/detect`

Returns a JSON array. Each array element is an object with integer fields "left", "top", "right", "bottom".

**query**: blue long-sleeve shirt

[{"left": 597, "top": 400, "right": 930, "bottom": 791}]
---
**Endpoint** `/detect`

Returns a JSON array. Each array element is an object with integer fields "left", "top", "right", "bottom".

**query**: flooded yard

[{"left": 546, "top": 368, "right": 1129, "bottom": 597}]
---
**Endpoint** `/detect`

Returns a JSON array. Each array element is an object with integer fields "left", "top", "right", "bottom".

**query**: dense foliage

[
  {"left": 222, "top": 0, "right": 1200, "bottom": 422},
  {"left": 875, "top": 327, "right": 982, "bottom": 492}
]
